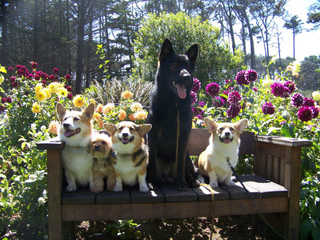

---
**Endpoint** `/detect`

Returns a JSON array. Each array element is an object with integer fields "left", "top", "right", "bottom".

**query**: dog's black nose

[
  {"left": 95, "top": 145, "right": 100, "bottom": 151},
  {"left": 122, "top": 133, "right": 129, "bottom": 138},
  {"left": 182, "top": 74, "right": 191, "bottom": 82},
  {"left": 63, "top": 123, "right": 70, "bottom": 129},
  {"left": 225, "top": 132, "right": 230, "bottom": 137}
]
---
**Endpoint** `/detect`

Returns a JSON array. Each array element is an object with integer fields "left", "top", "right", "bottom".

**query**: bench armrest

[
  {"left": 37, "top": 137, "right": 65, "bottom": 150},
  {"left": 255, "top": 135, "right": 311, "bottom": 148}
]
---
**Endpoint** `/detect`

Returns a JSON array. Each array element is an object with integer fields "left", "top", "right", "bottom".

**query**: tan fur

[
  {"left": 195, "top": 118, "right": 248, "bottom": 188},
  {"left": 57, "top": 103, "right": 95, "bottom": 192},
  {"left": 91, "top": 133, "right": 116, "bottom": 192},
  {"left": 104, "top": 121, "right": 152, "bottom": 192}
]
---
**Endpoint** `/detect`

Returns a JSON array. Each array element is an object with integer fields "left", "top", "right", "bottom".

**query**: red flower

[
  {"left": 65, "top": 74, "right": 71, "bottom": 80},
  {"left": 31, "top": 62, "right": 38, "bottom": 69},
  {"left": 245, "top": 69, "right": 258, "bottom": 82},
  {"left": 67, "top": 93, "right": 73, "bottom": 99},
  {"left": 206, "top": 82, "right": 220, "bottom": 97},
  {"left": 192, "top": 78, "right": 201, "bottom": 93},
  {"left": 284, "top": 81, "right": 295, "bottom": 93},
  {"left": 271, "top": 82, "right": 285, "bottom": 97},
  {"left": 10, "top": 77, "right": 16, "bottom": 83},
  {"left": 236, "top": 70, "right": 249, "bottom": 85},
  {"left": 1, "top": 98, "right": 6, "bottom": 104},
  {"left": 228, "top": 91, "right": 241, "bottom": 105},
  {"left": 6, "top": 97, "right": 12, "bottom": 103},
  {"left": 298, "top": 106, "right": 312, "bottom": 122},
  {"left": 28, "top": 74, "right": 34, "bottom": 80},
  {"left": 303, "top": 98, "right": 315, "bottom": 107},
  {"left": 15, "top": 65, "right": 22, "bottom": 70},
  {"left": 66, "top": 86, "right": 72, "bottom": 92},
  {"left": 227, "top": 104, "right": 241, "bottom": 118},
  {"left": 190, "top": 91, "right": 198, "bottom": 105},
  {"left": 53, "top": 68, "right": 59, "bottom": 74},
  {"left": 262, "top": 102, "right": 275, "bottom": 115},
  {"left": 8, "top": 67, "right": 14, "bottom": 72},
  {"left": 12, "top": 81, "right": 18, "bottom": 88}
]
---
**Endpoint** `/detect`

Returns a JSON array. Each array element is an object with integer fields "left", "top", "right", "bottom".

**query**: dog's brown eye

[
  {"left": 74, "top": 117, "right": 80, "bottom": 121},
  {"left": 129, "top": 126, "right": 135, "bottom": 131},
  {"left": 230, "top": 127, "right": 234, "bottom": 131},
  {"left": 102, "top": 141, "right": 106, "bottom": 145},
  {"left": 219, "top": 127, "right": 224, "bottom": 132},
  {"left": 118, "top": 126, "right": 124, "bottom": 131}
]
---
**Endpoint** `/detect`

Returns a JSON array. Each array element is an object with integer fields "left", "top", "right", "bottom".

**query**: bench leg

[{"left": 63, "top": 221, "right": 75, "bottom": 240}]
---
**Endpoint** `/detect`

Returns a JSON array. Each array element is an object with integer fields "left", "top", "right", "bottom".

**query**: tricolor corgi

[{"left": 104, "top": 121, "right": 152, "bottom": 192}]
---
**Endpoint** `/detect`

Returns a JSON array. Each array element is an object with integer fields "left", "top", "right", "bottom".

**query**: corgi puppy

[
  {"left": 104, "top": 121, "right": 152, "bottom": 192},
  {"left": 56, "top": 103, "right": 95, "bottom": 192},
  {"left": 195, "top": 118, "right": 248, "bottom": 188},
  {"left": 91, "top": 132, "right": 116, "bottom": 193}
]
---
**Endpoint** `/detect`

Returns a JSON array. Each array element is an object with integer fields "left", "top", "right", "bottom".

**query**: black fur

[{"left": 147, "top": 39, "right": 199, "bottom": 191}]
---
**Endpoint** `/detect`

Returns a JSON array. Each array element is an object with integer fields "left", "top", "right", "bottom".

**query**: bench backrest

[{"left": 187, "top": 128, "right": 255, "bottom": 156}]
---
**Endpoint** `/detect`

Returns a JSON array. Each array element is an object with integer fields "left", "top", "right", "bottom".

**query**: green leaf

[
  {"left": 281, "top": 123, "right": 295, "bottom": 138},
  {"left": 300, "top": 219, "right": 312, "bottom": 240},
  {"left": 312, "top": 224, "right": 320, "bottom": 240}
]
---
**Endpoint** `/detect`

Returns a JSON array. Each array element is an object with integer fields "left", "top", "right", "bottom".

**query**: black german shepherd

[{"left": 147, "top": 39, "right": 199, "bottom": 191}]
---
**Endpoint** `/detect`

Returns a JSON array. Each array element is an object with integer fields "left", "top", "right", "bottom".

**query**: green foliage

[
  {"left": 133, "top": 12, "right": 244, "bottom": 87},
  {"left": 105, "top": 220, "right": 142, "bottom": 239}
]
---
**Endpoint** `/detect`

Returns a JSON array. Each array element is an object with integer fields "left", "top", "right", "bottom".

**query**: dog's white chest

[
  {"left": 113, "top": 155, "right": 140, "bottom": 185},
  {"left": 62, "top": 146, "right": 93, "bottom": 185}
]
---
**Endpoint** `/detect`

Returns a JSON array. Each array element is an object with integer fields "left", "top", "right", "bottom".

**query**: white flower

[
  {"left": 31, "top": 123, "right": 37, "bottom": 131},
  {"left": 38, "top": 197, "right": 45, "bottom": 205},
  {"left": 40, "top": 125, "right": 46, "bottom": 132},
  {"left": 29, "top": 174, "right": 37, "bottom": 181}
]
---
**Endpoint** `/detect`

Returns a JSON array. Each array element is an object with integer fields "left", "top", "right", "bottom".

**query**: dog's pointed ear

[
  {"left": 104, "top": 123, "right": 115, "bottom": 135},
  {"left": 83, "top": 103, "right": 95, "bottom": 120},
  {"left": 204, "top": 117, "right": 217, "bottom": 133},
  {"left": 235, "top": 119, "right": 248, "bottom": 133},
  {"left": 159, "top": 39, "right": 174, "bottom": 62},
  {"left": 56, "top": 103, "right": 66, "bottom": 122},
  {"left": 186, "top": 44, "right": 198, "bottom": 66},
  {"left": 138, "top": 124, "right": 152, "bottom": 136}
]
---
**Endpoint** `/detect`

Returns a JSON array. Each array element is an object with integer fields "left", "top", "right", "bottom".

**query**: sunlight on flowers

[
  {"left": 73, "top": 95, "right": 85, "bottom": 108},
  {"left": 121, "top": 90, "right": 133, "bottom": 99},
  {"left": 32, "top": 102, "right": 41, "bottom": 113}
]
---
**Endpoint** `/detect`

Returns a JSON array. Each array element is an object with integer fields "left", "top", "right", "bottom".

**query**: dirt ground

[{"left": 75, "top": 215, "right": 282, "bottom": 240}]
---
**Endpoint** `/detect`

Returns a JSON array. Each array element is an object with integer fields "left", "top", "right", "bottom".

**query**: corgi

[
  {"left": 91, "top": 132, "right": 116, "bottom": 193},
  {"left": 56, "top": 103, "right": 95, "bottom": 192},
  {"left": 195, "top": 118, "right": 248, "bottom": 188},
  {"left": 104, "top": 121, "right": 152, "bottom": 192}
]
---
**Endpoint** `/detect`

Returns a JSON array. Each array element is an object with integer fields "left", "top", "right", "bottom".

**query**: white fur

[
  {"left": 197, "top": 118, "right": 248, "bottom": 188},
  {"left": 57, "top": 103, "right": 94, "bottom": 192}
]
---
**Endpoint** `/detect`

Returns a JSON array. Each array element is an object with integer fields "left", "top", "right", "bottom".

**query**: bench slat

[
  {"left": 96, "top": 188, "right": 130, "bottom": 204},
  {"left": 130, "top": 186, "right": 164, "bottom": 203},
  {"left": 159, "top": 183, "right": 198, "bottom": 202},
  {"left": 62, "top": 188, "right": 96, "bottom": 204}
]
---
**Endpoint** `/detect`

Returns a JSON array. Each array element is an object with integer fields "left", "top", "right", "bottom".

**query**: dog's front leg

[
  {"left": 65, "top": 170, "right": 77, "bottom": 192},
  {"left": 224, "top": 170, "right": 236, "bottom": 186},
  {"left": 176, "top": 137, "right": 189, "bottom": 191},
  {"left": 208, "top": 171, "right": 219, "bottom": 188},
  {"left": 147, "top": 130, "right": 159, "bottom": 190},
  {"left": 113, "top": 173, "right": 123, "bottom": 192}
]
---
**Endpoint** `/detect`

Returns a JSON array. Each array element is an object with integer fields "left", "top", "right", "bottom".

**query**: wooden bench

[{"left": 37, "top": 129, "right": 311, "bottom": 240}]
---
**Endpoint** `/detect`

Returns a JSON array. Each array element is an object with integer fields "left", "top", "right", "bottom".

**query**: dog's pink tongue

[
  {"left": 176, "top": 84, "right": 186, "bottom": 99},
  {"left": 224, "top": 139, "right": 231, "bottom": 144},
  {"left": 64, "top": 130, "right": 73, "bottom": 137},
  {"left": 122, "top": 138, "right": 130, "bottom": 144}
]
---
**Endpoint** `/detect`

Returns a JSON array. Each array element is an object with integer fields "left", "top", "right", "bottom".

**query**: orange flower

[
  {"left": 128, "top": 114, "right": 136, "bottom": 121},
  {"left": 96, "top": 104, "right": 103, "bottom": 113},
  {"left": 93, "top": 112, "right": 102, "bottom": 121},
  {"left": 48, "top": 121, "right": 59, "bottom": 135},
  {"left": 118, "top": 109, "right": 127, "bottom": 121},
  {"left": 97, "top": 120, "right": 104, "bottom": 129},
  {"left": 121, "top": 90, "right": 133, "bottom": 99},
  {"left": 103, "top": 103, "right": 115, "bottom": 114}
]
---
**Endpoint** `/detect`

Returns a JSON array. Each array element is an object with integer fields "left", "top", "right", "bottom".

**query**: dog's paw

[
  {"left": 189, "top": 179, "right": 200, "bottom": 188},
  {"left": 176, "top": 182, "right": 189, "bottom": 191},
  {"left": 139, "top": 184, "right": 149, "bottom": 192},
  {"left": 90, "top": 186, "right": 103, "bottom": 193},
  {"left": 113, "top": 185, "right": 123, "bottom": 192},
  {"left": 148, "top": 182, "right": 158, "bottom": 190},
  {"left": 225, "top": 180, "right": 236, "bottom": 187},
  {"left": 209, "top": 182, "right": 219, "bottom": 188},
  {"left": 66, "top": 185, "right": 77, "bottom": 192}
]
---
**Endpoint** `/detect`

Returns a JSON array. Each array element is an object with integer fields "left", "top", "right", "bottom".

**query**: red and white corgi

[
  {"left": 104, "top": 121, "right": 152, "bottom": 192},
  {"left": 56, "top": 103, "right": 95, "bottom": 192},
  {"left": 195, "top": 118, "right": 248, "bottom": 188}
]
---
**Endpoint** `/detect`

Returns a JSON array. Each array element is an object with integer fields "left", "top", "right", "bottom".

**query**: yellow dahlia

[
  {"left": 35, "top": 83, "right": 43, "bottom": 93},
  {"left": 32, "top": 102, "right": 41, "bottom": 113},
  {"left": 312, "top": 91, "right": 320, "bottom": 101},
  {"left": 73, "top": 95, "right": 85, "bottom": 108},
  {"left": 59, "top": 88, "right": 68, "bottom": 98},
  {"left": 35, "top": 90, "right": 46, "bottom": 101},
  {"left": 103, "top": 103, "right": 115, "bottom": 114},
  {"left": 134, "top": 111, "right": 147, "bottom": 121}
]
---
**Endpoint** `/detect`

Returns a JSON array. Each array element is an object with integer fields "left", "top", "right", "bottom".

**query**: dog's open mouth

[
  {"left": 64, "top": 128, "right": 81, "bottom": 138},
  {"left": 119, "top": 136, "right": 134, "bottom": 145},
  {"left": 220, "top": 137, "right": 233, "bottom": 144},
  {"left": 172, "top": 82, "right": 187, "bottom": 99}
]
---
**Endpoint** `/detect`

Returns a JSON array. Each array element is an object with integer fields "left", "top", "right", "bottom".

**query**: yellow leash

[{"left": 200, "top": 183, "right": 216, "bottom": 240}]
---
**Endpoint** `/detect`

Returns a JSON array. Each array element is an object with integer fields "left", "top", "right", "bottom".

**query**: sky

[{"left": 254, "top": 0, "right": 319, "bottom": 62}]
